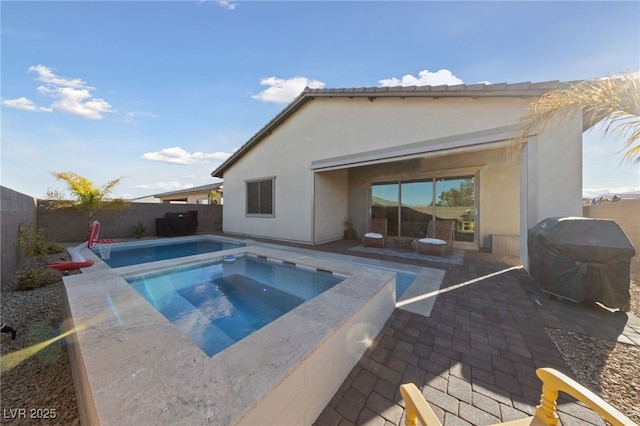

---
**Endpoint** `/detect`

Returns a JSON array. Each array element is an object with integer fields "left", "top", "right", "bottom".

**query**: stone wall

[
  {"left": 1, "top": 186, "right": 38, "bottom": 287},
  {"left": 37, "top": 201, "right": 223, "bottom": 243},
  {"left": 583, "top": 199, "right": 640, "bottom": 262}
]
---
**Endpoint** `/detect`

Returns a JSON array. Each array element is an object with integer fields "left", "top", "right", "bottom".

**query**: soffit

[{"left": 311, "top": 125, "right": 517, "bottom": 171}]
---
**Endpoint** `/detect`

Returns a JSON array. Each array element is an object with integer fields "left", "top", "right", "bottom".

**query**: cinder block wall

[
  {"left": 37, "top": 202, "right": 223, "bottom": 243},
  {"left": 583, "top": 199, "right": 640, "bottom": 260},
  {"left": 1, "top": 186, "right": 38, "bottom": 287}
]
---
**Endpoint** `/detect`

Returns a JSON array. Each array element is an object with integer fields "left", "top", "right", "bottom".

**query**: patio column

[{"left": 520, "top": 113, "right": 583, "bottom": 270}]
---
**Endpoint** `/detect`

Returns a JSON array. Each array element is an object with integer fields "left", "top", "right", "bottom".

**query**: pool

[
  {"left": 91, "top": 236, "right": 245, "bottom": 268},
  {"left": 63, "top": 246, "right": 398, "bottom": 425},
  {"left": 126, "top": 256, "right": 344, "bottom": 356}
]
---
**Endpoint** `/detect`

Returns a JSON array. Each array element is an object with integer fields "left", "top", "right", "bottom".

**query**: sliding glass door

[
  {"left": 371, "top": 175, "right": 476, "bottom": 243},
  {"left": 371, "top": 183, "right": 399, "bottom": 236},
  {"left": 399, "top": 181, "right": 433, "bottom": 237},
  {"left": 435, "top": 177, "right": 475, "bottom": 243}
]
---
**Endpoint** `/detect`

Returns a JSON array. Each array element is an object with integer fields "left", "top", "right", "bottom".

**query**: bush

[
  {"left": 18, "top": 224, "right": 65, "bottom": 257},
  {"left": 15, "top": 264, "right": 62, "bottom": 291},
  {"left": 132, "top": 222, "right": 147, "bottom": 239}
]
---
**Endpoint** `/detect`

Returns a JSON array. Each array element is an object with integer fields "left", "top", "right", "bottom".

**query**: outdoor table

[{"left": 391, "top": 236, "right": 416, "bottom": 251}]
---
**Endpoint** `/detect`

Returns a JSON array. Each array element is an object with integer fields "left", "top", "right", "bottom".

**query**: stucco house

[
  {"left": 212, "top": 82, "right": 585, "bottom": 267},
  {"left": 152, "top": 182, "right": 223, "bottom": 204}
]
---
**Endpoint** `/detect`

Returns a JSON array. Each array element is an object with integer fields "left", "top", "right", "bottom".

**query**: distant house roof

[
  {"left": 211, "top": 81, "right": 573, "bottom": 178},
  {"left": 153, "top": 182, "right": 222, "bottom": 198}
]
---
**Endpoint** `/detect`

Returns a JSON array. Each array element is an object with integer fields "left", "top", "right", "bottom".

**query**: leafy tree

[
  {"left": 47, "top": 172, "right": 129, "bottom": 233},
  {"left": 208, "top": 189, "right": 221, "bottom": 205},
  {"left": 513, "top": 71, "right": 640, "bottom": 163},
  {"left": 437, "top": 179, "right": 474, "bottom": 207}
]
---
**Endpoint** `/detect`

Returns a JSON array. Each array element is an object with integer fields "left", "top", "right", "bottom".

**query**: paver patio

[{"left": 273, "top": 239, "right": 640, "bottom": 426}]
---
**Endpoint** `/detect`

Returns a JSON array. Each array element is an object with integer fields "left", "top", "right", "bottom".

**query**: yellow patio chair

[
  {"left": 400, "top": 367, "right": 635, "bottom": 426},
  {"left": 415, "top": 220, "right": 455, "bottom": 256},
  {"left": 362, "top": 218, "right": 387, "bottom": 248}
]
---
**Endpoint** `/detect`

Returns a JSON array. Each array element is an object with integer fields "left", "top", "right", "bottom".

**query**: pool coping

[{"left": 63, "top": 241, "right": 400, "bottom": 425}]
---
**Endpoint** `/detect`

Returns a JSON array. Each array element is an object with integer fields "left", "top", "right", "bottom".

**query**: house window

[{"left": 246, "top": 178, "right": 274, "bottom": 216}]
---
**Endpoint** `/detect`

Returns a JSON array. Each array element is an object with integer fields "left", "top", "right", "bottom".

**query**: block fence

[
  {"left": 37, "top": 200, "right": 223, "bottom": 243},
  {"left": 583, "top": 199, "right": 640, "bottom": 262},
  {"left": 1, "top": 185, "right": 223, "bottom": 287},
  {"left": 1, "top": 186, "right": 38, "bottom": 287}
]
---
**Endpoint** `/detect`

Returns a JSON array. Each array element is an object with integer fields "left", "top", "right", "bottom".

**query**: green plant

[
  {"left": 47, "top": 171, "right": 130, "bottom": 239},
  {"left": 16, "top": 266, "right": 62, "bottom": 291},
  {"left": 18, "top": 224, "right": 65, "bottom": 257},
  {"left": 132, "top": 222, "right": 147, "bottom": 239},
  {"left": 513, "top": 71, "right": 640, "bottom": 163},
  {"left": 209, "top": 189, "right": 221, "bottom": 205}
]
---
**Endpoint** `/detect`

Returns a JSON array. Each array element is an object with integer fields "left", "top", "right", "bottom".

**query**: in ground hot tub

[{"left": 63, "top": 246, "right": 396, "bottom": 425}]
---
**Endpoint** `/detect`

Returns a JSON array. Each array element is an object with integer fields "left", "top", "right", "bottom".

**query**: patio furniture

[
  {"left": 391, "top": 236, "right": 415, "bottom": 251},
  {"left": 400, "top": 367, "right": 635, "bottom": 426},
  {"left": 362, "top": 218, "right": 387, "bottom": 248},
  {"left": 415, "top": 220, "right": 455, "bottom": 256}
]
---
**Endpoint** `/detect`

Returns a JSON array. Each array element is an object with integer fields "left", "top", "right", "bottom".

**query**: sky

[{"left": 1, "top": 1, "right": 639, "bottom": 200}]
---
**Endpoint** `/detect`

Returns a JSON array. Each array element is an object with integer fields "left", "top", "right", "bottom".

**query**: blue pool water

[
  {"left": 396, "top": 272, "right": 417, "bottom": 299},
  {"left": 93, "top": 238, "right": 245, "bottom": 268},
  {"left": 126, "top": 256, "right": 343, "bottom": 356}
]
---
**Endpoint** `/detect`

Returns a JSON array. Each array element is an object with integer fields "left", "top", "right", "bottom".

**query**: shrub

[
  {"left": 15, "top": 264, "right": 62, "bottom": 291},
  {"left": 132, "top": 222, "right": 147, "bottom": 239},
  {"left": 18, "top": 224, "right": 65, "bottom": 257}
]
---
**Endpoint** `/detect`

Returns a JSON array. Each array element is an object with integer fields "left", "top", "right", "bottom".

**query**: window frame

[{"left": 245, "top": 177, "right": 275, "bottom": 217}]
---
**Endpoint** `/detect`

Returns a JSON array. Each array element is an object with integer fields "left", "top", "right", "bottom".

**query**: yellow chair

[
  {"left": 362, "top": 218, "right": 387, "bottom": 248},
  {"left": 400, "top": 367, "right": 635, "bottom": 426}
]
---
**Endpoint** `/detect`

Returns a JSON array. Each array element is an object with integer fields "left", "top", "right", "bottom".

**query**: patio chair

[
  {"left": 362, "top": 218, "right": 387, "bottom": 248},
  {"left": 415, "top": 220, "right": 455, "bottom": 256},
  {"left": 399, "top": 367, "right": 635, "bottom": 426}
]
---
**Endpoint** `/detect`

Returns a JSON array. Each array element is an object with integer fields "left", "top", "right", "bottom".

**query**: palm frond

[{"left": 512, "top": 71, "right": 640, "bottom": 163}]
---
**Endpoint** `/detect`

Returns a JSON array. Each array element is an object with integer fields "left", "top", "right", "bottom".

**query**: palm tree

[
  {"left": 512, "top": 71, "right": 640, "bottom": 163},
  {"left": 47, "top": 172, "right": 129, "bottom": 237}
]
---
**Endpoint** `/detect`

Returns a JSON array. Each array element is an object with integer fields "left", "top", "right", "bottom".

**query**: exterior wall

[
  {"left": 314, "top": 169, "right": 349, "bottom": 244},
  {"left": 584, "top": 200, "right": 640, "bottom": 262},
  {"left": 479, "top": 155, "right": 520, "bottom": 249},
  {"left": 159, "top": 191, "right": 213, "bottom": 204},
  {"left": 37, "top": 201, "right": 222, "bottom": 243},
  {"left": 223, "top": 96, "right": 534, "bottom": 244},
  {"left": 520, "top": 113, "right": 583, "bottom": 267},
  {"left": 1, "top": 186, "right": 37, "bottom": 287}
]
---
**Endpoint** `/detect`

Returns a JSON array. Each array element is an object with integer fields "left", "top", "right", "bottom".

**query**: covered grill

[{"left": 528, "top": 217, "right": 636, "bottom": 311}]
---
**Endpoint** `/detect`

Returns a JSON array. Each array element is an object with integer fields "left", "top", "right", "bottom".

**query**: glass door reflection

[
  {"left": 399, "top": 181, "right": 433, "bottom": 237},
  {"left": 371, "top": 183, "right": 399, "bottom": 237},
  {"left": 434, "top": 176, "right": 475, "bottom": 243}
]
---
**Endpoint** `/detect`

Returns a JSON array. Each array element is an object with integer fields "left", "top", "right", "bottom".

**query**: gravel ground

[
  {"left": 1, "top": 260, "right": 639, "bottom": 425},
  {"left": 546, "top": 272, "right": 640, "bottom": 424}
]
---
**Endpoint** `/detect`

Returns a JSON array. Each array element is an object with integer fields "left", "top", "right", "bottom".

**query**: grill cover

[{"left": 528, "top": 217, "right": 635, "bottom": 311}]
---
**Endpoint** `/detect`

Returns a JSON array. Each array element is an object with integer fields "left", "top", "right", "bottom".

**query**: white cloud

[
  {"left": 1, "top": 96, "right": 51, "bottom": 112},
  {"left": 217, "top": 0, "right": 236, "bottom": 10},
  {"left": 252, "top": 76, "right": 325, "bottom": 104},
  {"left": 142, "top": 147, "right": 233, "bottom": 165},
  {"left": 379, "top": 69, "right": 464, "bottom": 87},
  {"left": 28, "top": 64, "right": 86, "bottom": 88},
  {"left": 124, "top": 111, "right": 158, "bottom": 122},
  {"left": 2, "top": 65, "right": 115, "bottom": 119},
  {"left": 131, "top": 181, "right": 187, "bottom": 191}
]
